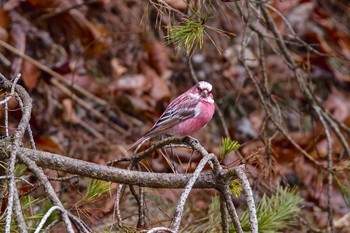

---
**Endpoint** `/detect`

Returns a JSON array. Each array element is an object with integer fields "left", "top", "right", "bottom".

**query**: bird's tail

[{"left": 127, "top": 136, "right": 150, "bottom": 151}]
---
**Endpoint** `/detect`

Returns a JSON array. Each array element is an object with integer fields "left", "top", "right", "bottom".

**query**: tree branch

[{"left": 0, "top": 141, "right": 239, "bottom": 189}]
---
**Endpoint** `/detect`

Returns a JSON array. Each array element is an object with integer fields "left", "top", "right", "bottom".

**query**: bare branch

[
  {"left": 17, "top": 153, "right": 75, "bottom": 233},
  {"left": 170, "top": 153, "right": 215, "bottom": 231},
  {"left": 0, "top": 140, "right": 239, "bottom": 189},
  {"left": 315, "top": 107, "right": 334, "bottom": 232},
  {"left": 235, "top": 165, "right": 258, "bottom": 233},
  {"left": 220, "top": 185, "right": 243, "bottom": 233},
  {"left": 146, "top": 227, "right": 176, "bottom": 233},
  {"left": 34, "top": 206, "right": 64, "bottom": 233},
  {"left": 5, "top": 150, "right": 17, "bottom": 233},
  {"left": 13, "top": 187, "right": 28, "bottom": 233},
  {"left": 220, "top": 193, "right": 229, "bottom": 233}
]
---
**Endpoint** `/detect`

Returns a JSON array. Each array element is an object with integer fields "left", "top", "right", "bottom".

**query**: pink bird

[{"left": 129, "top": 81, "right": 215, "bottom": 150}]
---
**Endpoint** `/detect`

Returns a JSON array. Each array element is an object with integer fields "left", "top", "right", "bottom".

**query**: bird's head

[{"left": 193, "top": 81, "right": 214, "bottom": 103}]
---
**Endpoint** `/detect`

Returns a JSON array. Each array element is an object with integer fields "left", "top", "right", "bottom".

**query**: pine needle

[
  {"left": 166, "top": 18, "right": 205, "bottom": 55},
  {"left": 239, "top": 186, "right": 303, "bottom": 233},
  {"left": 220, "top": 137, "right": 240, "bottom": 159},
  {"left": 229, "top": 179, "right": 242, "bottom": 197},
  {"left": 83, "top": 179, "right": 112, "bottom": 203}
]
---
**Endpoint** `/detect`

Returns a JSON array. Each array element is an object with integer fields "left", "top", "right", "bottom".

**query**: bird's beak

[{"left": 201, "top": 90, "right": 208, "bottom": 98}]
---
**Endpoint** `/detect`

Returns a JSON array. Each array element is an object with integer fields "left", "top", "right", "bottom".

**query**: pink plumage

[{"left": 129, "top": 81, "right": 215, "bottom": 150}]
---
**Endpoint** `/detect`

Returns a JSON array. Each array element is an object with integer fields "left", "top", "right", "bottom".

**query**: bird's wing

[{"left": 144, "top": 96, "right": 199, "bottom": 137}]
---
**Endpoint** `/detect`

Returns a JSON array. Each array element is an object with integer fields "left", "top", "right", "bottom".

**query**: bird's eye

[{"left": 197, "top": 86, "right": 201, "bottom": 91}]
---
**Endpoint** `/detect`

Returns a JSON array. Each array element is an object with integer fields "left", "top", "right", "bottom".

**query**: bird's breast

[{"left": 172, "top": 100, "right": 215, "bottom": 135}]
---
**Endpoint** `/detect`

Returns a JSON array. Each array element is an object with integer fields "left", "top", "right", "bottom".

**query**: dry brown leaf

[
  {"left": 150, "top": 77, "right": 171, "bottom": 102},
  {"left": 286, "top": 2, "right": 316, "bottom": 35},
  {"left": 111, "top": 58, "right": 127, "bottom": 78},
  {"left": 325, "top": 88, "right": 350, "bottom": 122},
  {"left": 27, "top": 0, "right": 107, "bottom": 55},
  {"left": 108, "top": 74, "right": 148, "bottom": 92},
  {"left": 309, "top": 131, "right": 349, "bottom": 159},
  {"left": 115, "top": 94, "right": 151, "bottom": 114},
  {"left": 61, "top": 98, "right": 79, "bottom": 124},
  {"left": 0, "top": 95, "right": 19, "bottom": 121},
  {"left": 9, "top": 25, "right": 26, "bottom": 74},
  {"left": 164, "top": 0, "right": 187, "bottom": 10},
  {"left": 0, "top": 8, "right": 10, "bottom": 29},
  {"left": 310, "top": 138, "right": 329, "bottom": 159},
  {"left": 271, "top": 0, "right": 301, "bottom": 13},
  {"left": 224, "top": 45, "right": 259, "bottom": 68},
  {"left": 144, "top": 40, "right": 170, "bottom": 76},
  {"left": 139, "top": 61, "right": 170, "bottom": 102},
  {"left": 65, "top": 74, "right": 101, "bottom": 95},
  {"left": 35, "top": 135, "right": 64, "bottom": 154},
  {"left": 22, "top": 60, "right": 42, "bottom": 90},
  {"left": 339, "top": 34, "right": 350, "bottom": 59},
  {"left": 0, "top": 8, "right": 10, "bottom": 44}
]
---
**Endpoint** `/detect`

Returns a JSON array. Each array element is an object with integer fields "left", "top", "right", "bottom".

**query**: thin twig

[
  {"left": 220, "top": 192, "right": 229, "bottom": 233},
  {"left": 15, "top": 93, "right": 36, "bottom": 149},
  {"left": 264, "top": 3, "right": 331, "bottom": 57},
  {"left": 321, "top": 111, "right": 350, "bottom": 157},
  {"left": 5, "top": 150, "right": 18, "bottom": 233},
  {"left": 113, "top": 183, "right": 127, "bottom": 229},
  {"left": 129, "top": 185, "right": 146, "bottom": 228},
  {"left": 220, "top": 185, "right": 243, "bottom": 233},
  {"left": 17, "top": 153, "right": 75, "bottom": 233},
  {"left": 241, "top": 59, "right": 322, "bottom": 167},
  {"left": 42, "top": 219, "right": 61, "bottom": 233},
  {"left": 67, "top": 212, "right": 91, "bottom": 233},
  {"left": 315, "top": 107, "right": 334, "bottom": 232},
  {"left": 47, "top": 175, "right": 79, "bottom": 181},
  {"left": 0, "top": 73, "right": 21, "bottom": 106},
  {"left": 146, "top": 227, "right": 176, "bottom": 233},
  {"left": 34, "top": 206, "right": 63, "bottom": 233},
  {"left": 235, "top": 165, "right": 258, "bottom": 233},
  {"left": 13, "top": 187, "right": 28, "bottom": 233},
  {"left": 136, "top": 164, "right": 146, "bottom": 228},
  {"left": 4, "top": 92, "right": 9, "bottom": 137},
  {"left": 170, "top": 153, "right": 214, "bottom": 231}
]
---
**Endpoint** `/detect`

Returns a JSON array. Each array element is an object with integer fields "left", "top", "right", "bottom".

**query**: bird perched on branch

[{"left": 129, "top": 81, "right": 215, "bottom": 150}]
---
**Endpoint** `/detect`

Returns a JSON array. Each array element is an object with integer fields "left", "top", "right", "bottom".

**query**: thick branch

[{"left": 0, "top": 142, "right": 238, "bottom": 189}]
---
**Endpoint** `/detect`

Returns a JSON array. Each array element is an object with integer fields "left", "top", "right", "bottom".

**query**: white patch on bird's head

[
  {"left": 191, "top": 81, "right": 214, "bottom": 103},
  {"left": 197, "top": 81, "right": 212, "bottom": 92}
]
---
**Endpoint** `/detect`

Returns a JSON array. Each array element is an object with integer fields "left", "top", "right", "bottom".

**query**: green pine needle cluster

[
  {"left": 83, "top": 179, "right": 112, "bottom": 203},
  {"left": 164, "top": 0, "right": 234, "bottom": 56},
  {"left": 238, "top": 186, "right": 303, "bottom": 233},
  {"left": 229, "top": 179, "right": 243, "bottom": 197},
  {"left": 194, "top": 186, "right": 303, "bottom": 232},
  {"left": 220, "top": 137, "right": 240, "bottom": 159},
  {"left": 166, "top": 18, "right": 205, "bottom": 55},
  {"left": 0, "top": 196, "right": 53, "bottom": 232},
  {"left": 15, "top": 164, "right": 27, "bottom": 177}
]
